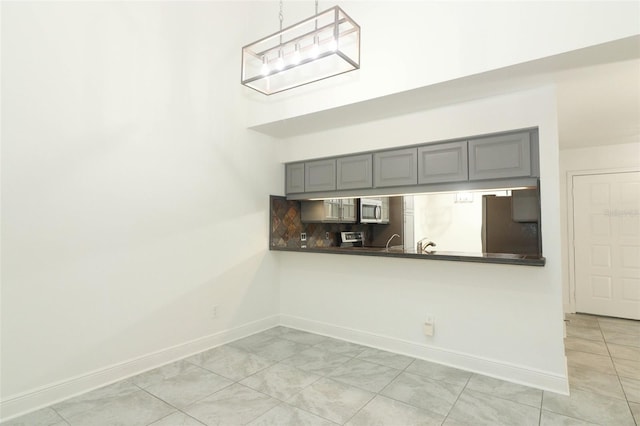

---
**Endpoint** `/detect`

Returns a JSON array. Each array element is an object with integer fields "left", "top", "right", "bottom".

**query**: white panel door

[{"left": 574, "top": 172, "right": 640, "bottom": 319}]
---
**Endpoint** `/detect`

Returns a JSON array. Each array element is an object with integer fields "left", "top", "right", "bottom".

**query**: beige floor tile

[
  {"left": 566, "top": 324, "right": 604, "bottom": 341},
  {"left": 564, "top": 337, "right": 609, "bottom": 356},
  {"left": 566, "top": 350, "right": 616, "bottom": 375},
  {"left": 614, "top": 357, "right": 640, "bottom": 380},
  {"left": 598, "top": 318, "right": 640, "bottom": 336},
  {"left": 567, "top": 366, "right": 625, "bottom": 400},
  {"left": 565, "top": 314, "right": 600, "bottom": 329},
  {"left": 629, "top": 402, "right": 640, "bottom": 425},
  {"left": 602, "top": 330, "right": 640, "bottom": 348},
  {"left": 606, "top": 342, "right": 640, "bottom": 361},
  {"left": 620, "top": 376, "right": 640, "bottom": 403}
]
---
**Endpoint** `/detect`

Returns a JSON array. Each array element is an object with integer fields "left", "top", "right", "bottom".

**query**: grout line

[
  {"left": 541, "top": 407, "right": 609, "bottom": 425},
  {"left": 440, "top": 374, "right": 472, "bottom": 425},
  {"left": 49, "top": 405, "right": 68, "bottom": 425},
  {"left": 340, "top": 390, "right": 377, "bottom": 425},
  {"left": 537, "top": 403, "right": 542, "bottom": 426}
]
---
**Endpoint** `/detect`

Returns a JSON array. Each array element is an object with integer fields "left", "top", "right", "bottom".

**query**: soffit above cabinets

[{"left": 249, "top": 36, "right": 639, "bottom": 140}]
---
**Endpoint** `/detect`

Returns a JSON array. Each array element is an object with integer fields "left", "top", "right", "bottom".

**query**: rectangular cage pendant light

[{"left": 241, "top": 6, "right": 360, "bottom": 95}]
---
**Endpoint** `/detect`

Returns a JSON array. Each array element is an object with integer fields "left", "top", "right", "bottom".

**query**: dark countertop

[{"left": 270, "top": 245, "right": 546, "bottom": 266}]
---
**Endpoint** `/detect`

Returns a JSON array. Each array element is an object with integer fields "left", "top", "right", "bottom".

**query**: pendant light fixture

[{"left": 241, "top": 1, "right": 360, "bottom": 95}]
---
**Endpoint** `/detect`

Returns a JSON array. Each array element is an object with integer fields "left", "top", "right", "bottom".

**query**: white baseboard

[
  {"left": 280, "top": 314, "right": 570, "bottom": 395},
  {"left": 0, "top": 315, "right": 279, "bottom": 422}
]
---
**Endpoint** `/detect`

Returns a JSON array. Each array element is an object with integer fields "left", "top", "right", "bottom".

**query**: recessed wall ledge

[{"left": 248, "top": 36, "right": 640, "bottom": 139}]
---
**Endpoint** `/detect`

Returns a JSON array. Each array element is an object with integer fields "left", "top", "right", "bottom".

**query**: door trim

[{"left": 566, "top": 167, "right": 640, "bottom": 314}]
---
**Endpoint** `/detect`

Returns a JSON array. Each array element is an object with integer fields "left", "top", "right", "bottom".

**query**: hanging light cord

[
  {"left": 315, "top": 0, "right": 318, "bottom": 29},
  {"left": 279, "top": 0, "right": 283, "bottom": 45}
]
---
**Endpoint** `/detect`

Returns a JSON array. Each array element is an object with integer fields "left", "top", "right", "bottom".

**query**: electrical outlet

[
  {"left": 211, "top": 305, "right": 219, "bottom": 319},
  {"left": 325, "top": 232, "right": 330, "bottom": 239},
  {"left": 424, "top": 314, "right": 434, "bottom": 336},
  {"left": 423, "top": 322, "right": 434, "bottom": 336},
  {"left": 300, "top": 232, "right": 307, "bottom": 241}
]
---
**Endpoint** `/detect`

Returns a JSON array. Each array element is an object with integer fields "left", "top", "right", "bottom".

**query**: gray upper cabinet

[
  {"left": 418, "top": 141, "right": 468, "bottom": 184},
  {"left": 305, "top": 159, "right": 336, "bottom": 192},
  {"left": 469, "top": 132, "right": 531, "bottom": 181},
  {"left": 285, "top": 162, "right": 305, "bottom": 194},
  {"left": 337, "top": 154, "right": 373, "bottom": 190},
  {"left": 285, "top": 129, "right": 538, "bottom": 198},
  {"left": 374, "top": 148, "right": 418, "bottom": 188}
]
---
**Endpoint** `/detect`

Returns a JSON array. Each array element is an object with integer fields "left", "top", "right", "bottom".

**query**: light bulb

[
  {"left": 275, "top": 50, "right": 285, "bottom": 71},
  {"left": 327, "top": 36, "right": 337, "bottom": 52},
  {"left": 291, "top": 44, "right": 301, "bottom": 65},
  {"left": 260, "top": 57, "right": 270, "bottom": 76},
  {"left": 309, "top": 36, "right": 320, "bottom": 59}
]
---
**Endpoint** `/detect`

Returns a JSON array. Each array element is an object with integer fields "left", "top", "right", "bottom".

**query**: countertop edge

[{"left": 269, "top": 246, "right": 546, "bottom": 266}]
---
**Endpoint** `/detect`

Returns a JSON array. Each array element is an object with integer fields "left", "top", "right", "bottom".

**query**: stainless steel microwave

[{"left": 360, "top": 198, "right": 383, "bottom": 223}]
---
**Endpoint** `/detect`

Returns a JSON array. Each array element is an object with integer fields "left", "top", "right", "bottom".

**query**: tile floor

[{"left": 4, "top": 315, "right": 639, "bottom": 426}]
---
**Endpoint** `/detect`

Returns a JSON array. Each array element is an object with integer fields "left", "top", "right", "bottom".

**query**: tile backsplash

[{"left": 270, "top": 195, "right": 372, "bottom": 249}]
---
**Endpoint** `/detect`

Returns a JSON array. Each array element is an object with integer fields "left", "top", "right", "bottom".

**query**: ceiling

[{"left": 250, "top": 36, "right": 640, "bottom": 150}]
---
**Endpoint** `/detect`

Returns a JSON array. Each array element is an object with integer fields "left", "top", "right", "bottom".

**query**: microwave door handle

[{"left": 375, "top": 205, "right": 382, "bottom": 220}]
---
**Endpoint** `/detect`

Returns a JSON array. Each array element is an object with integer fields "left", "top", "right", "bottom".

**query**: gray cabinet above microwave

[{"left": 284, "top": 128, "right": 539, "bottom": 200}]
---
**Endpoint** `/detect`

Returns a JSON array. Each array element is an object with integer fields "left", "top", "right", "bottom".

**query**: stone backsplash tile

[{"left": 270, "top": 195, "right": 372, "bottom": 249}]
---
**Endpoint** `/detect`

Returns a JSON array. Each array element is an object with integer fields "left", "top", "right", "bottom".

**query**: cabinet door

[
  {"left": 323, "top": 199, "right": 341, "bottom": 221},
  {"left": 340, "top": 198, "right": 357, "bottom": 223},
  {"left": 305, "top": 159, "right": 336, "bottom": 192},
  {"left": 301, "top": 200, "right": 339, "bottom": 223},
  {"left": 337, "top": 154, "right": 373, "bottom": 190},
  {"left": 374, "top": 148, "right": 418, "bottom": 187},
  {"left": 285, "top": 163, "right": 305, "bottom": 194},
  {"left": 469, "top": 133, "right": 531, "bottom": 180},
  {"left": 418, "top": 141, "right": 468, "bottom": 184}
]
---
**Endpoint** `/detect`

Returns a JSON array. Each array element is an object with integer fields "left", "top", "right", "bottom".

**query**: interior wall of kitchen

[
  {"left": 559, "top": 142, "right": 640, "bottom": 312},
  {"left": 246, "top": 1, "right": 640, "bottom": 127},
  {"left": 1, "top": 1, "right": 282, "bottom": 418},
  {"left": 277, "top": 86, "right": 567, "bottom": 392},
  {"left": 413, "top": 191, "right": 509, "bottom": 253}
]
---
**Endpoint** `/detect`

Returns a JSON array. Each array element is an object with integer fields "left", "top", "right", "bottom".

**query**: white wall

[
  {"left": 413, "top": 191, "right": 509, "bottom": 253},
  {"left": 246, "top": 1, "right": 640, "bottom": 127},
  {"left": 559, "top": 142, "right": 640, "bottom": 312},
  {"left": 277, "top": 87, "right": 568, "bottom": 393},
  {"left": 1, "top": 2, "right": 281, "bottom": 418}
]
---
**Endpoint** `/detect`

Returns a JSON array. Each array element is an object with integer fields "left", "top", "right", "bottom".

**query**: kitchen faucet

[
  {"left": 386, "top": 233, "right": 400, "bottom": 251},
  {"left": 416, "top": 238, "right": 436, "bottom": 253}
]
